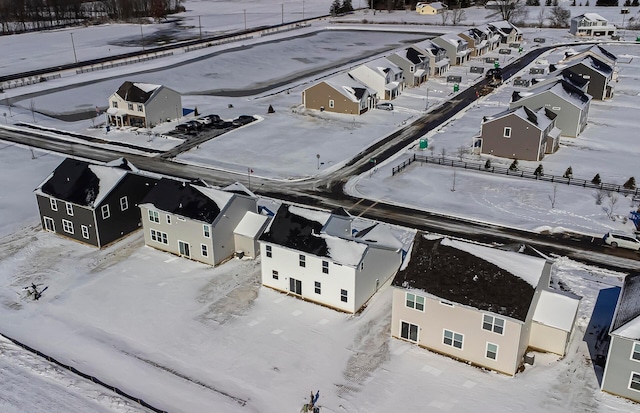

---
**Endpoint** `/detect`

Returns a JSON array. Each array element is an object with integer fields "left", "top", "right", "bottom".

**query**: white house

[
  {"left": 349, "top": 57, "right": 404, "bottom": 100},
  {"left": 258, "top": 204, "right": 404, "bottom": 313},
  {"left": 570, "top": 13, "right": 617, "bottom": 37},
  {"left": 107, "top": 81, "right": 182, "bottom": 128}
]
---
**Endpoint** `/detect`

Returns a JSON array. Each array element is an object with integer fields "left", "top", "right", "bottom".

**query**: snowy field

[{"left": 2, "top": 1, "right": 640, "bottom": 412}]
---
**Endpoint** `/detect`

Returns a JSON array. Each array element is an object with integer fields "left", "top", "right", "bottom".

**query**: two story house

[
  {"left": 139, "top": 178, "right": 258, "bottom": 266},
  {"left": 488, "top": 20, "right": 523, "bottom": 44},
  {"left": 349, "top": 57, "right": 404, "bottom": 100},
  {"left": 35, "top": 157, "right": 158, "bottom": 248},
  {"left": 416, "top": 1, "right": 447, "bottom": 14},
  {"left": 570, "top": 13, "right": 617, "bottom": 37},
  {"left": 476, "top": 24, "right": 502, "bottom": 52},
  {"left": 107, "top": 81, "right": 181, "bottom": 128},
  {"left": 302, "top": 73, "right": 377, "bottom": 115},
  {"left": 474, "top": 106, "right": 561, "bottom": 161},
  {"left": 386, "top": 48, "right": 428, "bottom": 87},
  {"left": 510, "top": 79, "right": 591, "bottom": 138},
  {"left": 411, "top": 40, "right": 450, "bottom": 77},
  {"left": 259, "top": 204, "right": 404, "bottom": 314},
  {"left": 391, "top": 235, "right": 579, "bottom": 376},
  {"left": 432, "top": 33, "right": 471, "bottom": 66},
  {"left": 556, "top": 56, "right": 614, "bottom": 101},
  {"left": 459, "top": 28, "right": 490, "bottom": 57},
  {"left": 602, "top": 273, "right": 640, "bottom": 403}
]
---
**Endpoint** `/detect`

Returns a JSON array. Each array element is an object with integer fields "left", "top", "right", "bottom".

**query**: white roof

[
  {"left": 289, "top": 205, "right": 330, "bottom": 225},
  {"left": 193, "top": 186, "right": 234, "bottom": 210},
  {"left": 580, "top": 13, "right": 607, "bottom": 22},
  {"left": 612, "top": 314, "right": 640, "bottom": 339},
  {"left": 106, "top": 107, "right": 127, "bottom": 116},
  {"left": 322, "top": 234, "right": 368, "bottom": 266},
  {"left": 414, "top": 69, "right": 426, "bottom": 77},
  {"left": 133, "top": 82, "right": 161, "bottom": 93},
  {"left": 234, "top": 211, "right": 269, "bottom": 239},
  {"left": 533, "top": 290, "right": 580, "bottom": 332},
  {"left": 87, "top": 165, "right": 128, "bottom": 206}
]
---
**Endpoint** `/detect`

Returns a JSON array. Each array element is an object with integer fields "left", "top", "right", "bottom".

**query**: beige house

[
  {"left": 391, "top": 235, "right": 579, "bottom": 376},
  {"left": 107, "top": 81, "right": 181, "bottom": 128},
  {"left": 302, "top": 73, "right": 377, "bottom": 115},
  {"left": 416, "top": 2, "right": 447, "bottom": 14}
]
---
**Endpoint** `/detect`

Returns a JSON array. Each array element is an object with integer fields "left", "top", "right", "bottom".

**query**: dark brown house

[
  {"left": 302, "top": 73, "right": 377, "bottom": 115},
  {"left": 474, "top": 106, "right": 561, "bottom": 161},
  {"left": 35, "top": 158, "right": 158, "bottom": 248}
]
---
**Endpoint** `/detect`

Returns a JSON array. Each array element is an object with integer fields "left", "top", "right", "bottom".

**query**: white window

[
  {"left": 62, "top": 219, "right": 74, "bottom": 234},
  {"left": 101, "top": 204, "right": 110, "bottom": 219},
  {"left": 203, "top": 224, "right": 211, "bottom": 238},
  {"left": 43, "top": 217, "right": 55, "bottom": 232},
  {"left": 112, "top": 101, "right": 118, "bottom": 108},
  {"left": 322, "top": 261, "right": 329, "bottom": 274},
  {"left": 150, "top": 229, "right": 168, "bottom": 244},
  {"left": 315, "top": 281, "right": 321, "bottom": 295},
  {"left": 483, "top": 315, "right": 505, "bottom": 335},
  {"left": 632, "top": 342, "right": 640, "bottom": 362},
  {"left": 410, "top": 65, "right": 415, "bottom": 73},
  {"left": 120, "top": 196, "right": 128, "bottom": 211},
  {"left": 552, "top": 106, "right": 561, "bottom": 111},
  {"left": 503, "top": 127, "right": 511, "bottom": 138},
  {"left": 266, "top": 245, "right": 272, "bottom": 258},
  {"left": 400, "top": 321, "right": 419, "bottom": 342},
  {"left": 201, "top": 244, "right": 208, "bottom": 257},
  {"left": 128, "top": 103, "right": 133, "bottom": 110},
  {"left": 137, "top": 104, "right": 143, "bottom": 112},
  {"left": 299, "top": 254, "right": 306, "bottom": 267},
  {"left": 443, "top": 329, "right": 463, "bottom": 349},
  {"left": 148, "top": 210, "right": 159, "bottom": 223},
  {"left": 50, "top": 198, "right": 58, "bottom": 211},
  {"left": 406, "top": 293, "right": 425, "bottom": 311},
  {"left": 583, "top": 74, "right": 590, "bottom": 79},
  {"left": 329, "top": 99, "right": 335, "bottom": 108},
  {"left": 65, "top": 202, "right": 74, "bottom": 216},
  {"left": 340, "top": 289, "right": 348, "bottom": 303},
  {"left": 81, "top": 225, "right": 89, "bottom": 239},
  {"left": 272, "top": 270, "right": 279, "bottom": 280},
  {"left": 486, "top": 342, "right": 498, "bottom": 360},
  {"left": 166, "top": 214, "right": 171, "bottom": 224},
  {"left": 629, "top": 372, "right": 640, "bottom": 392}
]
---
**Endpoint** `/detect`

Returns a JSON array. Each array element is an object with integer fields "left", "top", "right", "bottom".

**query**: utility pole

[
  {"left": 70, "top": 32, "right": 78, "bottom": 64},
  {"left": 282, "top": 3, "right": 284, "bottom": 24},
  {"left": 198, "top": 15, "right": 202, "bottom": 38},
  {"left": 303, "top": 0, "right": 305, "bottom": 20},
  {"left": 140, "top": 25, "right": 144, "bottom": 51},
  {"left": 244, "top": 9, "right": 247, "bottom": 30}
]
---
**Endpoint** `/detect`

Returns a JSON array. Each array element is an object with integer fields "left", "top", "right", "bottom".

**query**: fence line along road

[{"left": 392, "top": 153, "right": 640, "bottom": 197}]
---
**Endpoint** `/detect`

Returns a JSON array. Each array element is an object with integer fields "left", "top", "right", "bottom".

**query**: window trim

[
  {"left": 328, "top": 99, "right": 335, "bottom": 109},
  {"left": 50, "top": 198, "right": 58, "bottom": 211},
  {"left": 322, "top": 260, "right": 329, "bottom": 274},
  {"left": 299, "top": 254, "right": 306, "bottom": 268},
  {"left": 272, "top": 270, "right": 279, "bottom": 280},
  {"left": 340, "top": 289, "right": 348, "bottom": 303},
  {"left": 201, "top": 243, "right": 208, "bottom": 257},
  {"left": 203, "top": 224, "right": 211, "bottom": 238},
  {"left": 486, "top": 342, "right": 499, "bottom": 360},
  {"left": 482, "top": 314, "right": 505, "bottom": 335},
  {"left": 166, "top": 214, "right": 171, "bottom": 225},
  {"left": 148, "top": 210, "right": 160, "bottom": 223},
  {"left": 406, "top": 292, "right": 425, "bottom": 312},
  {"left": 101, "top": 204, "right": 110, "bottom": 220},
  {"left": 631, "top": 342, "right": 640, "bottom": 362},
  {"left": 65, "top": 202, "right": 74, "bottom": 216},
  {"left": 503, "top": 127, "right": 512, "bottom": 138},
  {"left": 150, "top": 229, "right": 168, "bottom": 245},
  {"left": 443, "top": 329, "right": 464, "bottom": 350},
  {"left": 314, "top": 281, "right": 321, "bottom": 295},
  {"left": 81, "top": 225, "right": 89, "bottom": 239},
  {"left": 265, "top": 245, "right": 272, "bottom": 258},
  {"left": 61, "top": 219, "right": 74, "bottom": 234},
  {"left": 400, "top": 320, "right": 419, "bottom": 343},
  {"left": 629, "top": 371, "right": 640, "bottom": 392},
  {"left": 120, "top": 196, "right": 128, "bottom": 211}
]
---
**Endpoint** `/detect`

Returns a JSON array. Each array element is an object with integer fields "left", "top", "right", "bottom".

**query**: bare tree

[
  {"left": 536, "top": 8, "right": 547, "bottom": 27},
  {"left": 451, "top": 170, "right": 457, "bottom": 192},
  {"left": 457, "top": 144, "right": 468, "bottom": 161},
  {"left": 548, "top": 184, "right": 558, "bottom": 208},
  {"left": 548, "top": 6, "right": 571, "bottom": 28},
  {"left": 29, "top": 99, "right": 36, "bottom": 123},
  {"left": 607, "top": 192, "right": 619, "bottom": 220},
  {"left": 450, "top": 8, "right": 466, "bottom": 25},
  {"left": 429, "top": 145, "right": 436, "bottom": 157},
  {"left": 440, "top": 147, "right": 447, "bottom": 160},
  {"left": 441, "top": 10, "right": 448, "bottom": 25},
  {"left": 593, "top": 189, "right": 606, "bottom": 205},
  {"left": 495, "top": 0, "right": 528, "bottom": 23}
]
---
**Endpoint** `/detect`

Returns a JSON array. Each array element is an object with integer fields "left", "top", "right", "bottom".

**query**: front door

[
  {"left": 178, "top": 241, "right": 191, "bottom": 258},
  {"left": 43, "top": 217, "right": 55, "bottom": 232},
  {"left": 289, "top": 278, "right": 302, "bottom": 295}
]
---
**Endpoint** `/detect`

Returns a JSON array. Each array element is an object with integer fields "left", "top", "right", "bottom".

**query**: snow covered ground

[{"left": 1, "top": 1, "right": 640, "bottom": 412}]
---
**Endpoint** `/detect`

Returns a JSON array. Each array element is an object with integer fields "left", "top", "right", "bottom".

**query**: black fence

[
  {"left": 0, "top": 332, "right": 169, "bottom": 413},
  {"left": 392, "top": 153, "right": 640, "bottom": 197}
]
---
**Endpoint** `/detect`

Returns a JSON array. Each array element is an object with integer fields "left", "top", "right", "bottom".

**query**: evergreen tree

[
  {"left": 571, "top": 0, "right": 576, "bottom": 5},
  {"left": 330, "top": 0, "right": 341, "bottom": 15},
  {"left": 585, "top": 0, "right": 590, "bottom": 5},
  {"left": 509, "top": 159, "right": 519, "bottom": 171},
  {"left": 624, "top": 0, "right": 631, "bottom": 5},
  {"left": 624, "top": 176, "right": 636, "bottom": 189},
  {"left": 592, "top": 173, "right": 601, "bottom": 185},
  {"left": 534, "top": 164, "right": 544, "bottom": 177},
  {"left": 341, "top": 0, "right": 354, "bottom": 13},
  {"left": 563, "top": 166, "right": 573, "bottom": 179},
  {"left": 633, "top": 0, "right": 639, "bottom": 6},
  {"left": 545, "top": 0, "right": 552, "bottom": 6},
  {"left": 484, "top": 159, "right": 492, "bottom": 169}
]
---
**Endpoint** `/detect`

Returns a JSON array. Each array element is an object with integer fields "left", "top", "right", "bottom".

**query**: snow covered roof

[
  {"left": 610, "top": 273, "right": 640, "bottom": 340},
  {"left": 114, "top": 81, "right": 163, "bottom": 104},
  {"left": 354, "top": 223, "right": 404, "bottom": 251},
  {"left": 563, "top": 55, "right": 613, "bottom": 79},
  {"left": 393, "top": 235, "right": 547, "bottom": 321},
  {"left": 483, "top": 106, "right": 556, "bottom": 131},
  {"left": 364, "top": 57, "right": 402, "bottom": 77},
  {"left": 234, "top": 211, "right": 270, "bottom": 239},
  {"left": 574, "top": 13, "right": 607, "bottom": 22},
  {"left": 323, "top": 73, "right": 376, "bottom": 102},
  {"left": 512, "top": 79, "right": 591, "bottom": 109},
  {"left": 435, "top": 33, "right": 468, "bottom": 48},
  {"left": 565, "top": 45, "right": 617, "bottom": 65},
  {"left": 533, "top": 290, "right": 580, "bottom": 332},
  {"left": 412, "top": 39, "right": 445, "bottom": 57},
  {"left": 222, "top": 182, "right": 256, "bottom": 198}
]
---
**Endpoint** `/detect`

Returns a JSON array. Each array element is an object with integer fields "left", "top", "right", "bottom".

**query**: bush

[
  {"left": 563, "top": 166, "right": 573, "bottom": 179},
  {"left": 534, "top": 164, "right": 544, "bottom": 177},
  {"left": 623, "top": 176, "right": 636, "bottom": 189},
  {"left": 592, "top": 173, "right": 601, "bottom": 185},
  {"left": 509, "top": 159, "right": 519, "bottom": 171},
  {"left": 484, "top": 159, "right": 492, "bottom": 169}
]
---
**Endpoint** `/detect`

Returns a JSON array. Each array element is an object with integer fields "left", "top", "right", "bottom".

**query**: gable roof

[
  {"left": 530, "top": 71, "right": 590, "bottom": 91},
  {"left": 418, "top": 1, "right": 447, "bottom": 10},
  {"left": 512, "top": 79, "right": 591, "bottom": 109},
  {"left": 565, "top": 45, "right": 617, "bottom": 65},
  {"left": 115, "top": 81, "right": 162, "bottom": 104},
  {"left": 574, "top": 13, "right": 607, "bottom": 22},
  {"left": 562, "top": 55, "right": 613, "bottom": 78},
  {"left": 434, "top": 33, "right": 468, "bottom": 48},
  {"left": 141, "top": 178, "right": 234, "bottom": 224},
  {"left": 402, "top": 47, "right": 425, "bottom": 64},
  {"left": 323, "top": 73, "right": 376, "bottom": 102},
  {"left": 413, "top": 39, "right": 446, "bottom": 57},
  {"left": 393, "top": 235, "right": 546, "bottom": 321},
  {"left": 483, "top": 106, "right": 556, "bottom": 130},
  {"left": 234, "top": 211, "right": 270, "bottom": 239},
  {"left": 488, "top": 20, "right": 523, "bottom": 36},
  {"left": 363, "top": 57, "right": 403, "bottom": 77},
  {"left": 610, "top": 273, "right": 640, "bottom": 340},
  {"left": 36, "top": 158, "right": 135, "bottom": 207}
]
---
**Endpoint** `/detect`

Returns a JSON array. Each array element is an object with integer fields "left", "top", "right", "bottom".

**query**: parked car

[
  {"left": 376, "top": 103, "right": 394, "bottom": 111},
  {"left": 186, "top": 120, "right": 203, "bottom": 130},
  {"left": 232, "top": 115, "right": 255, "bottom": 126},
  {"left": 175, "top": 123, "right": 196, "bottom": 132},
  {"left": 197, "top": 114, "right": 221, "bottom": 126},
  {"left": 212, "top": 120, "right": 233, "bottom": 129},
  {"left": 603, "top": 231, "right": 640, "bottom": 251}
]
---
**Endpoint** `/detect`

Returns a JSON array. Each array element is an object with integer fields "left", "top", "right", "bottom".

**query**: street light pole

[
  {"left": 282, "top": 3, "right": 284, "bottom": 24},
  {"left": 244, "top": 9, "right": 247, "bottom": 30},
  {"left": 70, "top": 32, "right": 78, "bottom": 64},
  {"left": 316, "top": 153, "right": 320, "bottom": 170},
  {"left": 140, "top": 25, "right": 145, "bottom": 51},
  {"left": 198, "top": 15, "right": 202, "bottom": 38},
  {"left": 425, "top": 88, "right": 429, "bottom": 111}
]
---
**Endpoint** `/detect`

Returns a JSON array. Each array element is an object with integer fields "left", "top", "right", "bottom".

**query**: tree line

[{"left": 0, "top": 0, "right": 185, "bottom": 35}]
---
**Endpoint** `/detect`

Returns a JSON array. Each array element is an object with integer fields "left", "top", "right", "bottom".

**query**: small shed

[
  {"left": 530, "top": 290, "right": 580, "bottom": 356},
  {"left": 233, "top": 211, "right": 270, "bottom": 258}
]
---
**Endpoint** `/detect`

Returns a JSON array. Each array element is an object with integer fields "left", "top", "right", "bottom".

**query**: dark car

[
  {"left": 186, "top": 120, "right": 203, "bottom": 130},
  {"left": 232, "top": 115, "right": 255, "bottom": 127},
  {"left": 175, "top": 123, "right": 196, "bottom": 132},
  {"left": 212, "top": 120, "right": 233, "bottom": 129}
]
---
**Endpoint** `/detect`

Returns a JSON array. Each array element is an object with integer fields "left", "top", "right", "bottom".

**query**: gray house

[
  {"left": 488, "top": 20, "right": 523, "bottom": 44},
  {"left": 510, "top": 80, "right": 591, "bottom": 138},
  {"left": 601, "top": 273, "right": 640, "bottom": 403},
  {"left": 139, "top": 178, "right": 258, "bottom": 266},
  {"left": 411, "top": 40, "right": 450, "bottom": 77},
  {"left": 387, "top": 48, "right": 428, "bottom": 87},
  {"left": 557, "top": 56, "right": 614, "bottom": 100},
  {"left": 35, "top": 158, "right": 158, "bottom": 248},
  {"left": 474, "top": 106, "right": 561, "bottom": 161},
  {"left": 432, "top": 33, "right": 471, "bottom": 66},
  {"left": 564, "top": 44, "right": 617, "bottom": 68}
]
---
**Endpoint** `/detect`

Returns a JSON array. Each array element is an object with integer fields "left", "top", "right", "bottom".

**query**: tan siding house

[
  {"left": 107, "top": 81, "right": 181, "bottom": 128},
  {"left": 302, "top": 73, "right": 377, "bottom": 115}
]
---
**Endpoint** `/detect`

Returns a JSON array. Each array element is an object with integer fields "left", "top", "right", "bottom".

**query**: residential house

[
  {"left": 302, "top": 73, "right": 377, "bottom": 115},
  {"left": 459, "top": 28, "right": 490, "bottom": 57},
  {"left": 416, "top": 1, "right": 447, "bottom": 14},
  {"left": 139, "top": 178, "right": 258, "bottom": 266},
  {"left": 488, "top": 20, "right": 523, "bottom": 44},
  {"left": 510, "top": 79, "right": 591, "bottom": 138},
  {"left": 391, "top": 235, "right": 579, "bottom": 376},
  {"left": 259, "top": 204, "right": 404, "bottom": 314},
  {"left": 432, "top": 33, "right": 471, "bottom": 66},
  {"left": 602, "top": 273, "right": 640, "bottom": 403},
  {"left": 476, "top": 23, "right": 502, "bottom": 52},
  {"left": 411, "top": 40, "right": 450, "bottom": 77},
  {"left": 349, "top": 57, "right": 404, "bottom": 100},
  {"left": 556, "top": 56, "right": 614, "bottom": 100},
  {"left": 35, "top": 158, "right": 158, "bottom": 248},
  {"left": 570, "top": 13, "right": 617, "bottom": 37},
  {"left": 474, "top": 106, "right": 561, "bottom": 161},
  {"left": 562, "top": 44, "right": 618, "bottom": 83},
  {"left": 386, "top": 48, "right": 428, "bottom": 87},
  {"left": 107, "top": 81, "right": 181, "bottom": 128},
  {"left": 529, "top": 71, "right": 590, "bottom": 93},
  {"left": 234, "top": 211, "right": 270, "bottom": 259}
]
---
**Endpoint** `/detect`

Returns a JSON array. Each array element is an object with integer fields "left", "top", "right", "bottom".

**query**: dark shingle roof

[
  {"left": 392, "top": 235, "right": 536, "bottom": 321},
  {"left": 141, "top": 178, "right": 223, "bottom": 223},
  {"left": 259, "top": 204, "right": 328, "bottom": 257},
  {"left": 611, "top": 273, "right": 640, "bottom": 333},
  {"left": 115, "top": 81, "right": 158, "bottom": 103},
  {"left": 40, "top": 158, "right": 100, "bottom": 206},
  {"left": 406, "top": 47, "right": 424, "bottom": 64}
]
